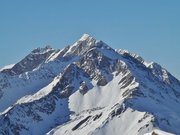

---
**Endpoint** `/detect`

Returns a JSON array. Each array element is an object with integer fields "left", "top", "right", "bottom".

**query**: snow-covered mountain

[{"left": 0, "top": 34, "right": 179, "bottom": 135}]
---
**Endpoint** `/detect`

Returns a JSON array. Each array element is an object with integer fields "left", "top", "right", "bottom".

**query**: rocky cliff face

[{"left": 0, "top": 34, "right": 179, "bottom": 135}]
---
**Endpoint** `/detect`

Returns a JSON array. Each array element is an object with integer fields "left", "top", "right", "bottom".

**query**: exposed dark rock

[
  {"left": 79, "top": 81, "right": 88, "bottom": 95},
  {"left": 97, "top": 77, "right": 108, "bottom": 86},
  {"left": 72, "top": 116, "right": 91, "bottom": 131},
  {"left": 2, "top": 46, "right": 55, "bottom": 75},
  {"left": 119, "top": 73, "right": 134, "bottom": 89},
  {"left": 93, "top": 113, "right": 102, "bottom": 121}
]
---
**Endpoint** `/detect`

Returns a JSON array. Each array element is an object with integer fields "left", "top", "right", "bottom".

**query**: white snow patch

[
  {"left": 69, "top": 72, "right": 138, "bottom": 113},
  {"left": 0, "top": 64, "right": 15, "bottom": 71},
  {"left": 16, "top": 75, "right": 60, "bottom": 104},
  {"left": 47, "top": 108, "right": 154, "bottom": 135}
]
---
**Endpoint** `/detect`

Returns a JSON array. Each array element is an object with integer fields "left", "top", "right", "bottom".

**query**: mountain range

[{"left": 0, "top": 34, "right": 180, "bottom": 135}]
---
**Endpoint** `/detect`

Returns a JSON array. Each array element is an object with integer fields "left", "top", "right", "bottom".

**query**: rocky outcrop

[{"left": 2, "top": 46, "right": 55, "bottom": 75}]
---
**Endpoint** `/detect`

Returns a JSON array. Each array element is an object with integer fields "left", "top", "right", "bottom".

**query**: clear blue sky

[{"left": 0, "top": 0, "right": 180, "bottom": 79}]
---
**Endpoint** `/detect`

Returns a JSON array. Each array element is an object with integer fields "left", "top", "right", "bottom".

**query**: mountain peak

[
  {"left": 79, "top": 33, "right": 94, "bottom": 41},
  {"left": 0, "top": 34, "right": 180, "bottom": 135},
  {"left": 62, "top": 33, "right": 97, "bottom": 56}
]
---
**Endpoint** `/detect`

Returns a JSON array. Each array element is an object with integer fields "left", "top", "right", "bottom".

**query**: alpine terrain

[{"left": 0, "top": 34, "right": 180, "bottom": 135}]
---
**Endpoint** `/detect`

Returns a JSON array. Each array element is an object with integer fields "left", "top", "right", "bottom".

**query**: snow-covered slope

[{"left": 0, "top": 34, "right": 179, "bottom": 135}]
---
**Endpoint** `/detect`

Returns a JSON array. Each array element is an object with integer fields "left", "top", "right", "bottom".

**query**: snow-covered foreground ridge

[{"left": 0, "top": 34, "right": 179, "bottom": 135}]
